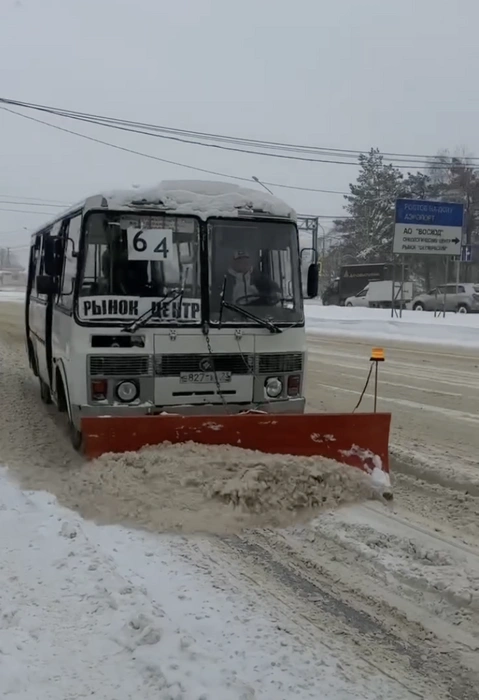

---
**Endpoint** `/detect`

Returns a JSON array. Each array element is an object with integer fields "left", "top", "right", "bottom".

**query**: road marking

[
  {"left": 313, "top": 381, "right": 479, "bottom": 424},
  {"left": 327, "top": 371, "right": 462, "bottom": 398},
  {"left": 307, "top": 350, "right": 479, "bottom": 391},
  {"left": 309, "top": 361, "right": 476, "bottom": 393},
  {"left": 307, "top": 333, "right": 479, "bottom": 361}
]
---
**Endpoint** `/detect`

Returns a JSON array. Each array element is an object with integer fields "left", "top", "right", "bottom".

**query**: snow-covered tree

[{"left": 333, "top": 149, "right": 405, "bottom": 263}]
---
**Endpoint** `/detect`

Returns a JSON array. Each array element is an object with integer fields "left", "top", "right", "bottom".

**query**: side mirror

[
  {"left": 306, "top": 263, "right": 319, "bottom": 298},
  {"left": 36, "top": 274, "right": 58, "bottom": 296},
  {"left": 44, "top": 237, "right": 64, "bottom": 277}
]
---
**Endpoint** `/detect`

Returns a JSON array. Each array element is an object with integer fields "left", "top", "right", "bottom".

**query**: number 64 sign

[{"left": 126, "top": 227, "right": 173, "bottom": 261}]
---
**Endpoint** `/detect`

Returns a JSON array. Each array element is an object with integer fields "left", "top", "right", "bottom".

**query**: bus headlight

[
  {"left": 265, "top": 377, "right": 283, "bottom": 398},
  {"left": 116, "top": 380, "right": 139, "bottom": 403}
]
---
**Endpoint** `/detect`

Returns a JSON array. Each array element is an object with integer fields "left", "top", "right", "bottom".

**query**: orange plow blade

[{"left": 81, "top": 412, "right": 391, "bottom": 474}]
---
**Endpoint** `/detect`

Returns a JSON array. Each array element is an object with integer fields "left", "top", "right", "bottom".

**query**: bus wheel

[{"left": 39, "top": 378, "right": 52, "bottom": 405}]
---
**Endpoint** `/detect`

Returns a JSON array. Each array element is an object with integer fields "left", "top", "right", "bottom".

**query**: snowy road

[
  {"left": 0, "top": 300, "right": 478, "bottom": 698},
  {"left": 305, "top": 334, "right": 479, "bottom": 512}
]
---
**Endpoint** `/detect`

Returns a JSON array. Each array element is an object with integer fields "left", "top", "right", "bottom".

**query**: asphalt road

[{"left": 305, "top": 333, "right": 479, "bottom": 486}]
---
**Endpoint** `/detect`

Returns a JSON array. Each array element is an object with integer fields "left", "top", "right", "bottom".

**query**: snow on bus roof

[
  {"left": 30, "top": 180, "right": 296, "bottom": 235},
  {"left": 103, "top": 180, "right": 296, "bottom": 220}
]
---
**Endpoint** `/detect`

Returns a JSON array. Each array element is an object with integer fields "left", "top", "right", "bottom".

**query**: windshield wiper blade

[
  {"left": 219, "top": 274, "right": 281, "bottom": 334},
  {"left": 122, "top": 288, "right": 183, "bottom": 333},
  {"left": 221, "top": 299, "right": 282, "bottom": 334}
]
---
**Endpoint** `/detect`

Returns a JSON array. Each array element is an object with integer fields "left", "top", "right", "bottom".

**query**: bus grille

[
  {"left": 156, "top": 354, "right": 253, "bottom": 376},
  {"left": 154, "top": 353, "right": 303, "bottom": 376},
  {"left": 89, "top": 355, "right": 152, "bottom": 377},
  {"left": 256, "top": 353, "right": 303, "bottom": 374}
]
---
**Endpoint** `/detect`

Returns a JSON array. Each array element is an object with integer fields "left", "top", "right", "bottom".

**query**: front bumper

[{"left": 71, "top": 397, "right": 306, "bottom": 427}]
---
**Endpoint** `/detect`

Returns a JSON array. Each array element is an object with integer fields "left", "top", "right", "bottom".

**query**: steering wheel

[{"left": 234, "top": 294, "right": 280, "bottom": 307}]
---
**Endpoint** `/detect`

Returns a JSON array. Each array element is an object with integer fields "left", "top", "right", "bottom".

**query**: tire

[
  {"left": 55, "top": 370, "right": 67, "bottom": 413},
  {"left": 56, "top": 371, "right": 82, "bottom": 452},
  {"left": 456, "top": 304, "right": 469, "bottom": 314},
  {"left": 413, "top": 303, "right": 425, "bottom": 311},
  {"left": 69, "top": 419, "right": 83, "bottom": 452},
  {"left": 39, "top": 378, "right": 52, "bottom": 405},
  {"left": 346, "top": 302, "right": 353, "bottom": 307}
]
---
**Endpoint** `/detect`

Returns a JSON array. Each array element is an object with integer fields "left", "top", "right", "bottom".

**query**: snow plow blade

[{"left": 81, "top": 412, "right": 391, "bottom": 473}]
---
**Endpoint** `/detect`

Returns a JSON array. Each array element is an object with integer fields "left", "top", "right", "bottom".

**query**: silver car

[{"left": 412, "top": 283, "right": 479, "bottom": 313}]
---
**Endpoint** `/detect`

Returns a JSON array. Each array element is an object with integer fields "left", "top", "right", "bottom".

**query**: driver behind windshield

[{"left": 225, "top": 250, "right": 279, "bottom": 304}]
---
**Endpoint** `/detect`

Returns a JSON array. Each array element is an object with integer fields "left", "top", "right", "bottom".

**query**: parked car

[
  {"left": 345, "top": 281, "right": 414, "bottom": 308},
  {"left": 345, "top": 285, "right": 369, "bottom": 307},
  {"left": 411, "top": 283, "right": 479, "bottom": 313}
]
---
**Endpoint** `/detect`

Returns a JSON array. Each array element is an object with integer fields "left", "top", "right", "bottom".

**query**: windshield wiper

[
  {"left": 122, "top": 288, "right": 184, "bottom": 333},
  {"left": 219, "top": 276, "right": 282, "bottom": 334}
]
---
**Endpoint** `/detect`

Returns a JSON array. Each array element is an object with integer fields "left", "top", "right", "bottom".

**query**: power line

[
  {"left": 1, "top": 105, "right": 370, "bottom": 168},
  {"left": 0, "top": 96, "right": 472, "bottom": 168},
  {"left": 1, "top": 105, "right": 452, "bottom": 219},
  {"left": 0, "top": 207, "right": 58, "bottom": 215},
  {"left": 0, "top": 199, "right": 65, "bottom": 208},
  {"left": 1, "top": 99, "right": 467, "bottom": 170},
  {"left": 0, "top": 194, "right": 69, "bottom": 206},
  {"left": 1, "top": 106, "right": 355, "bottom": 196}
]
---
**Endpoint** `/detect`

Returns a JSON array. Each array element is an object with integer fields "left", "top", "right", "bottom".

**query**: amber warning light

[{"left": 370, "top": 347, "right": 385, "bottom": 362}]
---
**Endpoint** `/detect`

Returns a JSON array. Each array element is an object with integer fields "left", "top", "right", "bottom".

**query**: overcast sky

[{"left": 0, "top": 0, "right": 478, "bottom": 265}]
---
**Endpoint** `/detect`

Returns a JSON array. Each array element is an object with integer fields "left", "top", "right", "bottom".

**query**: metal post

[
  {"left": 400, "top": 256, "right": 405, "bottom": 318},
  {"left": 456, "top": 254, "right": 460, "bottom": 293},
  {"left": 443, "top": 256, "right": 449, "bottom": 318},
  {"left": 390, "top": 257, "right": 396, "bottom": 318},
  {"left": 374, "top": 362, "right": 378, "bottom": 413},
  {"left": 311, "top": 220, "right": 318, "bottom": 265}
]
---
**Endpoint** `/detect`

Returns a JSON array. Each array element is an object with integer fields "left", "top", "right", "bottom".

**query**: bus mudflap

[{"left": 81, "top": 411, "right": 391, "bottom": 475}]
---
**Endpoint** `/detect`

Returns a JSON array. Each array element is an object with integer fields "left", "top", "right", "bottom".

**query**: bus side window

[
  {"left": 34, "top": 234, "right": 48, "bottom": 300},
  {"left": 59, "top": 215, "right": 81, "bottom": 311},
  {"left": 29, "top": 236, "right": 42, "bottom": 296}
]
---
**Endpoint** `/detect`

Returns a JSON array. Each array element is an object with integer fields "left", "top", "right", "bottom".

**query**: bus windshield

[
  {"left": 78, "top": 211, "right": 201, "bottom": 323},
  {"left": 208, "top": 219, "right": 303, "bottom": 326}
]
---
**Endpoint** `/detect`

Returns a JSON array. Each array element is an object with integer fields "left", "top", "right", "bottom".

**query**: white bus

[{"left": 25, "top": 180, "right": 319, "bottom": 450}]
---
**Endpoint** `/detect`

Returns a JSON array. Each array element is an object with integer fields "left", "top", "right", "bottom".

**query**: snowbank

[
  {"left": 305, "top": 303, "right": 479, "bottom": 348},
  {"left": 0, "top": 469, "right": 411, "bottom": 699},
  {"left": 0, "top": 289, "right": 25, "bottom": 303}
]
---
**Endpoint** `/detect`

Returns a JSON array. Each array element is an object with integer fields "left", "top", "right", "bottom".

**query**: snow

[
  {"left": 305, "top": 302, "right": 479, "bottom": 348},
  {"left": 32, "top": 180, "right": 297, "bottom": 234},
  {"left": 0, "top": 288, "right": 25, "bottom": 302},
  {"left": 103, "top": 180, "right": 297, "bottom": 221},
  {"left": 371, "top": 466, "right": 392, "bottom": 491},
  {"left": 0, "top": 468, "right": 413, "bottom": 699},
  {"left": 306, "top": 502, "right": 479, "bottom": 628}
]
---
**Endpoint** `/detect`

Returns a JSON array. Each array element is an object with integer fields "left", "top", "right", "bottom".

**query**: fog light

[
  {"left": 116, "top": 380, "right": 139, "bottom": 403},
  {"left": 287, "top": 375, "right": 301, "bottom": 396},
  {"left": 265, "top": 377, "right": 282, "bottom": 398},
  {"left": 91, "top": 379, "right": 107, "bottom": 401}
]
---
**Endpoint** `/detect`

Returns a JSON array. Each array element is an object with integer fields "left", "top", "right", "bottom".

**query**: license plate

[{"left": 179, "top": 371, "right": 232, "bottom": 384}]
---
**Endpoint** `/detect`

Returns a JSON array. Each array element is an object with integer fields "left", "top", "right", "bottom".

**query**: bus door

[
  {"left": 30, "top": 222, "right": 61, "bottom": 389},
  {"left": 25, "top": 235, "right": 42, "bottom": 375}
]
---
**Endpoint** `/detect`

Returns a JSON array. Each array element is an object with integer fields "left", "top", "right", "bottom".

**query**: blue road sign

[
  {"left": 394, "top": 199, "right": 464, "bottom": 256},
  {"left": 395, "top": 199, "right": 464, "bottom": 227}
]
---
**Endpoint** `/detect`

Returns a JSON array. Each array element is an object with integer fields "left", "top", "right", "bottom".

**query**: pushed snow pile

[{"left": 71, "top": 442, "right": 377, "bottom": 534}]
